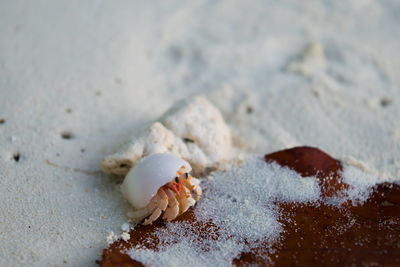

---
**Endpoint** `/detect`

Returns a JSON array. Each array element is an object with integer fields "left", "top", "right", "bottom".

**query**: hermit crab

[{"left": 121, "top": 153, "right": 202, "bottom": 225}]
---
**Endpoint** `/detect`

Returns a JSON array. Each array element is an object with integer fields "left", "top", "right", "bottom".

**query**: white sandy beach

[{"left": 0, "top": 0, "right": 399, "bottom": 266}]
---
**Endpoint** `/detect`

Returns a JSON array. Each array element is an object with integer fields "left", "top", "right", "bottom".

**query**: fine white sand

[{"left": 0, "top": 1, "right": 399, "bottom": 266}]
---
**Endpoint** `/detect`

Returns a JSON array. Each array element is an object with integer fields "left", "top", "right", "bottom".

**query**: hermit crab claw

[{"left": 121, "top": 153, "right": 202, "bottom": 225}]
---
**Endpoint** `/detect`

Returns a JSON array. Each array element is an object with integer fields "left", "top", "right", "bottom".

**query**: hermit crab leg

[
  {"left": 191, "top": 178, "right": 202, "bottom": 201},
  {"left": 178, "top": 186, "right": 195, "bottom": 215},
  {"left": 127, "top": 198, "right": 158, "bottom": 221},
  {"left": 184, "top": 176, "right": 202, "bottom": 201},
  {"left": 162, "top": 188, "right": 180, "bottom": 221},
  {"left": 143, "top": 208, "right": 163, "bottom": 225},
  {"left": 143, "top": 189, "right": 168, "bottom": 225},
  {"left": 158, "top": 188, "right": 169, "bottom": 210}
]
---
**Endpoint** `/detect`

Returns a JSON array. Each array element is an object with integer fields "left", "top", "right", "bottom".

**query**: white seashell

[{"left": 121, "top": 153, "right": 191, "bottom": 209}]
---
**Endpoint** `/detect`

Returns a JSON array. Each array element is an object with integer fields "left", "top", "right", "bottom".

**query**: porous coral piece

[{"left": 102, "top": 96, "right": 231, "bottom": 177}]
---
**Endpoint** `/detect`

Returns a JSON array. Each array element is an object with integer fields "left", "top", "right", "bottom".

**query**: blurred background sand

[{"left": 0, "top": 1, "right": 399, "bottom": 266}]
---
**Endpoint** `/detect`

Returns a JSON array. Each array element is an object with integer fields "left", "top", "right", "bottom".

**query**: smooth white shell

[{"left": 121, "top": 153, "right": 192, "bottom": 209}]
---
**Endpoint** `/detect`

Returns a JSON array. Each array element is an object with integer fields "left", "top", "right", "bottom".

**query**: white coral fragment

[{"left": 101, "top": 96, "right": 231, "bottom": 177}]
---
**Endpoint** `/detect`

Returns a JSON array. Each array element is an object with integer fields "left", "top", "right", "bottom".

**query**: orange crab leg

[
  {"left": 184, "top": 175, "right": 194, "bottom": 190},
  {"left": 166, "top": 182, "right": 181, "bottom": 194}
]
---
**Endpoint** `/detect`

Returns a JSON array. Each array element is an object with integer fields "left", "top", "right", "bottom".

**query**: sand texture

[{"left": 0, "top": 1, "right": 399, "bottom": 266}]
